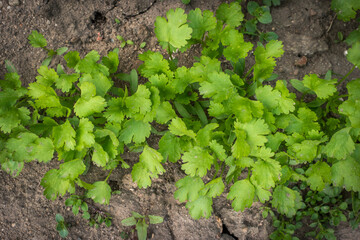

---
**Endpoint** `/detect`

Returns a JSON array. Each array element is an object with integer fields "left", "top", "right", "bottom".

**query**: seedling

[
  {"left": 121, "top": 211, "right": 164, "bottom": 240},
  {"left": 55, "top": 214, "right": 69, "bottom": 238},
  {"left": 28, "top": 30, "right": 68, "bottom": 66}
]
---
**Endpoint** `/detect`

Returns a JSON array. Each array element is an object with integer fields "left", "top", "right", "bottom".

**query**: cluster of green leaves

[
  {"left": 331, "top": 0, "right": 360, "bottom": 22},
  {"left": 265, "top": 185, "right": 358, "bottom": 240},
  {"left": 243, "top": 1, "right": 279, "bottom": 42},
  {"left": 65, "top": 194, "right": 115, "bottom": 228},
  {"left": 55, "top": 214, "right": 68, "bottom": 238},
  {"left": 1, "top": 1, "right": 360, "bottom": 239},
  {"left": 121, "top": 211, "right": 164, "bottom": 240}
]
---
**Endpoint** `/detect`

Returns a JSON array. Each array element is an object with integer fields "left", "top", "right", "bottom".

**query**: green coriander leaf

[
  {"left": 305, "top": 161, "right": 331, "bottom": 191},
  {"left": 138, "top": 51, "right": 172, "bottom": 79},
  {"left": 118, "top": 119, "right": 151, "bottom": 144},
  {"left": 200, "top": 177, "right": 225, "bottom": 198},
  {"left": 196, "top": 123, "right": 219, "bottom": 147},
  {"left": 199, "top": 72, "right": 235, "bottom": 102},
  {"left": 229, "top": 95, "right": 264, "bottom": 123},
  {"left": 251, "top": 158, "right": 281, "bottom": 189},
  {"left": 323, "top": 127, "right": 355, "bottom": 160},
  {"left": 221, "top": 28, "right": 253, "bottom": 62},
  {"left": 168, "top": 117, "right": 196, "bottom": 139},
  {"left": 139, "top": 146, "right": 165, "bottom": 175},
  {"left": 188, "top": 9, "right": 217, "bottom": 40},
  {"left": 254, "top": 185, "right": 272, "bottom": 203},
  {"left": 1, "top": 72, "right": 21, "bottom": 89},
  {"left": 303, "top": 74, "right": 337, "bottom": 99},
  {"left": 52, "top": 120, "right": 76, "bottom": 151},
  {"left": 76, "top": 118, "right": 95, "bottom": 151},
  {"left": 209, "top": 140, "right": 227, "bottom": 161},
  {"left": 6, "top": 132, "right": 38, "bottom": 162},
  {"left": 86, "top": 181, "right": 112, "bottom": 205},
  {"left": 55, "top": 73, "right": 79, "bottom": 92},
  {"left": 227, "top": 179, "right": 255, "bottom": 211},
  {"left": 290, "top": 140, "right": 321, "bottom": 163},
  {"left": 58, "top": 159, "right": 86, "bottom": 180},
  {"left": 131, "top": 162, "right": 152, "bottom": 188},
  {"left": 331, "top": 0, "right": 360, "bottom": 21},
  {"left": 125, "top": 85, "right": 152, "bottom": 117},
  {"left": 174, "top": 176, "right": 204, "bottom": 202},
  {"left": 332, "top": 156, "right": 360, "bottom": 192},
  {"left": 285, "top": 107, "right": 320, "bottom": 134},
  {"left": 216, "top": 2, "right": 244, "bottom": 27},
  {"left": 186, "top": 196, "right": 213, "bottom": 219},
  {"left": 266, "top": 132, "right": 287, "bottom": 152},
  {"left": 235, "top": 119, "right": 270, "bottom": 149},
  {"left": 158, "top": 132, "right": 182, "bottom": 163},
  {"left": 41, "top": 169, "right": 74, "bottom": 200},
  {"left": 271, "top": 185, "right": 303, "bottom": 218},
  {"left": 104, "top": 97, "right": 126, "bottom": 123},
  {"left": 347, "top": 42, "right": 360, "bottom": 67},
  {"left": 181, "top": 146, "right": 214, "bottom": 177},
  {"left": 156, "top": 101, "right": 177, "bottom": 124},
  {"left": 254, "top": 40, "right": 284, "bottom": 81},
  {"left": 74, "top": 82, "right": 107, "bottom": 118},
  {"left": 28, "top": 30, "right": 47, "bottom": 48},
  {"left": 102, "top": 51, "right": 119, "bottom": 74},
  {"left": 154, "top": 8, "right": 192, "bottom": 49},
  {"left": 255, "top": 84, "right": 295, "bottom": 115},
  {"left": 232, "top": 129, "right": 251, "bottom": 159},
  {"left": 92, "top": 143, "right": 109, "bottom": 167},
  {"left": 339, "top": 99, "right": 360, "bottom": 128},
  {"left": 35, "top": 66, "right": 59, "bottom": 86},
  {"left": 30, "top": 137, "right": 54, "bottom": 163},
  {"left": 64, "top": 51, "right": 80, "bottom": 68}
]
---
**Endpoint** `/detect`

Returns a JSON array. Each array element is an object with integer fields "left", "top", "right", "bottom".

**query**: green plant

[
  {"left": 265, "top": 185, "right": 353, "bottom": 240},
  {"left": 55, "top": 214, "right": 69, "bottom": 238},
  {"left": 1, "top": 1, "right": 360, "bottom": 239},
  {"left": 243, "top": 1, "right": 279, "bottom": 41},
  {"left": 121, "top": 211, "right": 164, "bottom": 240},
  {"left": 28, "top": 30, "right": 68, "bottom": 66},
  {"left": 182, "top": 0, "right": 190, "bottom": 4}
]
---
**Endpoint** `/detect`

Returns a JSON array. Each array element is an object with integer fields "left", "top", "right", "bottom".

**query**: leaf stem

[
  {"left": 336, "top": 65, "right": 356, "bottom": 87},
  {"left": 105, "top": 169, "right": 113, "bottom": 182},
  {"left": 244, "top": 65, "right": 255, "bottom": 80}
]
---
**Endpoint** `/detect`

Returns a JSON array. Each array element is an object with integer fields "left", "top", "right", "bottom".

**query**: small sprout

[
  {"left": 140, "top": 42, "right": 146, "bottom": 49},
  {"left": 55, "top": 214, "right": 68, "bottom": 238},
  {"left": 126, "top": 40, "right": 134, "bottom": 45},
  {"left": 115, "top": 18, "right": 120, "bottom": 24}
]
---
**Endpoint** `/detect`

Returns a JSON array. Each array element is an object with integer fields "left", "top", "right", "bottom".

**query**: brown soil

[{"left": 1, "top": 0, "right": 360, "bottom": 239}]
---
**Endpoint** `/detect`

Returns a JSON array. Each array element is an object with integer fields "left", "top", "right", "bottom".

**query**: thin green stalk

[
  {"left": 336, "top": 65, "right": 356, "bottom": 87},
  {"left": 167, "top": 44, "right": 173, "bottom": 61},
  {"left": 244, "top": 65, "right": 255, "bottom": 80},
  {"left": 105, "top": 169, "right": 113, "bottom": 182}
]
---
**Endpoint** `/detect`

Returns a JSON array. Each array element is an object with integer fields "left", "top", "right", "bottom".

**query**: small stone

[
  {"left": 11, "top": 223, "right": 16, "bottom": 227},
  {"left": 0, "top": 1, "right": 3, "bottom": 8},
  {"left": 293, "top": 69, "right": 299, "bottom": 75},
  {"left": 46, "top": 20, "right": 50, "bottom": 25},
  {"left": 294, "top": 56, "right": 307, "bottom": 67},
  {"left": 8, "top": 0, "right": 20, "bottom": 6},
  {"left": 310, "top": 9, "right": 317, "bottom": 16}
]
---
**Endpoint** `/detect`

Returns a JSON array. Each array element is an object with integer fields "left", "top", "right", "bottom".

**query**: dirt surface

[{"left": 1, "top": 0, "right": 360, "bottom": 239}]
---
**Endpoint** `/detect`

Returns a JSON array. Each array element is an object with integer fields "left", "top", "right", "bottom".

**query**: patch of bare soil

[{"left": 0, "top": 0, "right": 360, "bottom": 239}]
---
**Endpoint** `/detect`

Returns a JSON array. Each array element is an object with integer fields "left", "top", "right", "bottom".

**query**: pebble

[
  {"left": 11, "top": 223, "right": 16, "bottom": 227},
  {"left": 0, "top": 1, "right": 3, "bottom": 8},
  {"left": 294, "top": 56, "right": 307, "bottom": 67},
  {"left": 8, "top": 0, "right": 20, "bottom": 6}
]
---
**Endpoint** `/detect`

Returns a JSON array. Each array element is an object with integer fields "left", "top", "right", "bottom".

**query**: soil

[{"left": 0, "top": 0, "right": 360, "bottom": 239}]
